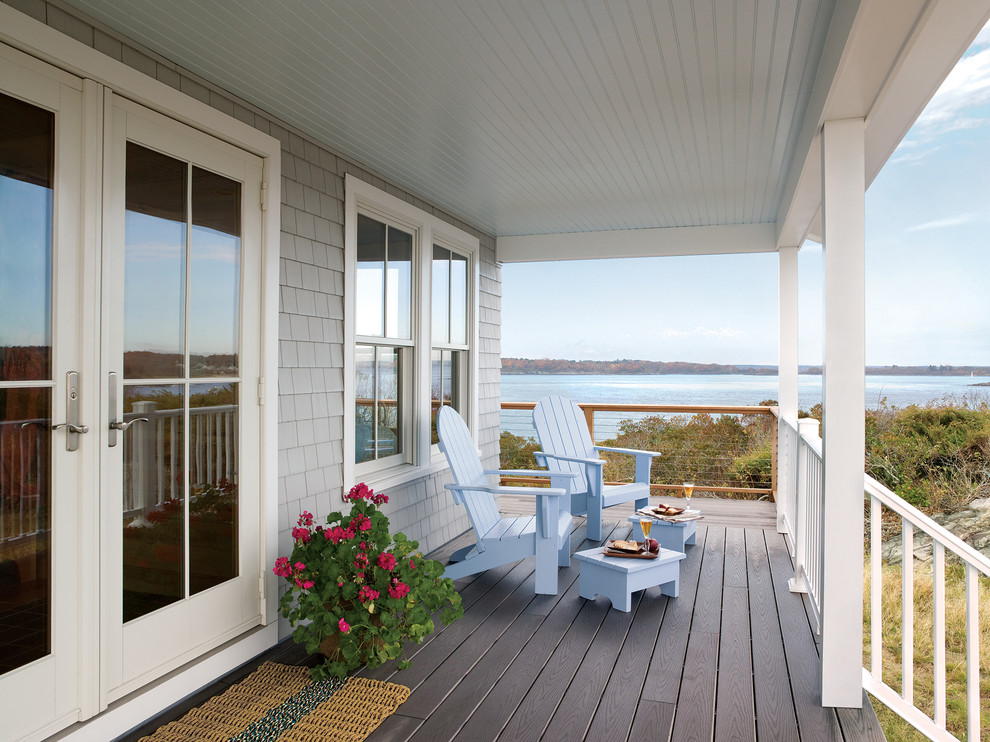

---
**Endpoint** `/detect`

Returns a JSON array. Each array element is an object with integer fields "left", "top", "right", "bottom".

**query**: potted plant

[{"left": 274, "top": 483, "right": 463, "bottom": 680}]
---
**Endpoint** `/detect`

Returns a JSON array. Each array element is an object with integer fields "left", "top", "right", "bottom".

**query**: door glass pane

[
  {"left": 124, "top": 143, "right": 186, "bottom": 378},
  {"left": 0, "top": 388, "right": 51, "bottom": 675},
  {"left": 432, "top": 246, "right": 450, "bottom": 344},
  {"left": 0, "top": 93, "right": 53, "bottom": 382},
  {"left": 356, "top": 215, "right": 384, "bottom": 337},
  {"left": 355, "top": 345, "right": 375, "bottom": 463},
  {"left": 386, "top": 227, "right": 412, "bottom": 339},
  {"left": 450, "top": 252, "right": 468, "bottom": 345},
  {"left": 188, "top": 383, "right": 237, "bottom": 594},
  {"left": 189, "top": 168, "right": 240, "bottom": 377},
  {"left": 122, "top": 384, "right": 184, "bottom": 622}
]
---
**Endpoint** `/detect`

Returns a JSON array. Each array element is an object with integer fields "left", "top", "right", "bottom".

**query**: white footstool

[
  {"left": 627, "top": 514, "right": 698, "bottom": 552},
  {"left": 573, "top": 546, "right": 685, "bottom": 612}
]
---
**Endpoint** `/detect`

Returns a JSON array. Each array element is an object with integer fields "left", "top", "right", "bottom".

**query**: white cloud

[
  {"left": 914, "top": 35, "right": 990, "bottom": 135},
  {"left": 905, "top": 213, "right": 981, "bottom": 232}
]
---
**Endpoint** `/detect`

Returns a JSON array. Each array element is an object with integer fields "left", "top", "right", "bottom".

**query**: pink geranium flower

[
  {"left": 338, "top": 618, "right": 350, "bottom": 633},
  {"left": 377, "top": 552, "right": 396, "bottom": 571}
]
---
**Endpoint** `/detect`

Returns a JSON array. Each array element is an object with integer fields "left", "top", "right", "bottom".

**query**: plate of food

[
  {"left": 652, "top": 504, "right": 685, "bottom": 516},
  {"left": 603, "top": 539, "right": 660, "bottom": 559}
]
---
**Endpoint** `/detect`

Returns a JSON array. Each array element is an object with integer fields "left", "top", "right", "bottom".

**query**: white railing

[
  {"left": 781, "top": 415, "right": 985, "bottom": 740},
  {"left": 123, "top": 402, "right": 237, "bottom": 513},
  {"left": 0, "top": 417, "right": 48, "bottom": 543},
  {"left": 783, "top": 417, "right": 825, "bottom": 634},
  {"left": 776, "top": 415, "right": 800, "bottom": 554},
  {"left": 863, "top": 475, "right": 987, "bottom": 742},
  {"left": 1, "top": 404, "right": 238, "bottom": 541}
]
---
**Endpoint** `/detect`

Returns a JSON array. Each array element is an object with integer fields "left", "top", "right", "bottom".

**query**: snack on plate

[
  {"left": 610, "top": 539, "right": 641, "bottom": 552},
  {"left": 652, "top": 503, "right": 685, "bottom": 516}
]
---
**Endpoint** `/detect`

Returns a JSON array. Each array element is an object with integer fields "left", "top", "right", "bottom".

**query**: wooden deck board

[
  {"left": 747, "top": 527, "right": 802, "bottom": 742},
  {"left": 124, "top": 507, "right": 887, "bottom": 742}
]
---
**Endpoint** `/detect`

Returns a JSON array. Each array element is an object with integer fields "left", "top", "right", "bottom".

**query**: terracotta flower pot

[{"left": 318, "top": 603, "right": 384, "bottom": 662}]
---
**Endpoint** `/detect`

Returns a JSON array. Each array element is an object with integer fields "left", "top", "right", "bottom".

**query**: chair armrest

[
  {"left": 533, "top": 451, "right": 604, "bottom": 468},
  {"left": 484, "top": 469, "right": 579, "bottom": 479},
  {"left": 444, "top": 483, "right": 568, "bottom": 497},
  {"left": 594, "top": 445, "right": 661, "bottom": 458}
]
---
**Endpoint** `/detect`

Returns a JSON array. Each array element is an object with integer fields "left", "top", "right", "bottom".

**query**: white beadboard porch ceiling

[{"left": 63, "top": 0, "right": 837, "bottom": 238}]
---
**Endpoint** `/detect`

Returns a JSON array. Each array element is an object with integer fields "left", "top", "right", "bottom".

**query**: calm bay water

[{"left": 500, "top": 373, "right": 990, "bottom": 438}]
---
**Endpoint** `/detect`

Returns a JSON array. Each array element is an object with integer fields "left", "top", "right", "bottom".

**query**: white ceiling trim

[{"left": 496, "top": 223, "right": 776, "bottom": 263}]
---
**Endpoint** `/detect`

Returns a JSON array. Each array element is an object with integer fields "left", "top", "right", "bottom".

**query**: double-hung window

[
  {"left": 430, "top": 245, "right": 468, "bottom": 443},
  {"left": 345, "top": 176, "right": 478, "bottom": 485}
]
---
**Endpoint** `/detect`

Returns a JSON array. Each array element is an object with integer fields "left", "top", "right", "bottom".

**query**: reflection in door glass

[
  {"left": 124, "top": 143, "right": 186, "bottom": 379},
  {"left": 188, "top": 383, "right": 238, "bottom": 594},
  {"left": 121, "top": 385, "right": 184, "bottom": 622},
  {"left": 0, "top": 389, "right": 51, "bottom": 675},
  {"left": 0, "top": 92, "right": 53, "bottom": 382},
  {"left": 190, "top": 168, "right": 240, "bottom": 377}
]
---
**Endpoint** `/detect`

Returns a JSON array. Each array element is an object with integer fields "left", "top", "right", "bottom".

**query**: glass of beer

[
  {"left": 683, "top": 481, "right": 694, "bottom": 510},
  {"left": 639, "top": 516, "right": 653, "bottom": 549}
]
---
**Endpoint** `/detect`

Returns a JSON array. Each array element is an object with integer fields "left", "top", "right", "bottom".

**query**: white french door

[
  {"left": 0, "top": 43, "right": 266, "bottom": 740},
  {"left": 101, "top": 96, "right": 264, "bottom": 698},
  {"left": 0, "top": 48, "right": 88, "bottom": 741}
]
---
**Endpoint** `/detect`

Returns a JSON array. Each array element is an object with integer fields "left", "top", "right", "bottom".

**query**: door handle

[
  {"left": 110, "top": 417, "right": 149, "bottom": 431},
  {"left": 52, "top": 422, "right": 90, "bottom": 434},
  {"left": 54, "top": 371, "right": 87, "bottom": 451}
]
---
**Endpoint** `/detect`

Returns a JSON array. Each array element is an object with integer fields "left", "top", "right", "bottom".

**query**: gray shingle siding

[{"left": 8, "top": 0, "right": 501, "bottom": 624}]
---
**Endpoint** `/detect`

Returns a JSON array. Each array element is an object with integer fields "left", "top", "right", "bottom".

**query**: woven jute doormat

[{"left": 140, "top": 662, "right": 410, "bottom": 742}]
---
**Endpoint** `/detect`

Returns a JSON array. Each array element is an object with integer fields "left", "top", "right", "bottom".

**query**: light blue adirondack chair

[
  {"left": 436, "top": 406, "right": 575, "bottom": 594},
  {"left": 533, "top": 395, "right": 660, "bottom": 541}
]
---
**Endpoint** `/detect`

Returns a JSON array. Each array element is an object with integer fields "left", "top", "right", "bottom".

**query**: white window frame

[{"left": 344, "top": 175, "right": 478, "bottom": 490}]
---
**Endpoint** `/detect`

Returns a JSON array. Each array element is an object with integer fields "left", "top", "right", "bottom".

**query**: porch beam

[
  {"left": 820, "top": 117, "right": 865, "bottom": 708},
  {"left": 496, "top": 223, "right": 775, "bottom": 263}
]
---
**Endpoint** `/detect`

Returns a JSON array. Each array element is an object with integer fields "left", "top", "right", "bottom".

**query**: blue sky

[{"left": 502, "top": 23, "right": 990, "bottom": 367}]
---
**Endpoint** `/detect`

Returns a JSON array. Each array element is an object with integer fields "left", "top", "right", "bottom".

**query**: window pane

[
  {"left": 188, "top": 383, "right": 238, "bottom": 594},
  {"left": 377, "top": 347, "right": 402, "bottom": 457},
  {"left": 451, "top": 252, "right": 468, "bottom": 345},
  {"left": 356, "top": 215, "right": 385, "bottom": 337},
  {"left": 0, "top": 93, "right": 53, "bottom": 382},
  {"left": 386, "top": 227, "right": 412, "bottom": 339},
  {"left": 0, "top": 387, "right": 51, "bottom": 675},
  {"left": 124, "top": 143, "right": 187, "bottom": 378},
  {"left": 122, "top": 384, "right": 184, "bottom": 622},
  {"left": 354, "top": 345, "right": 376, "bottom": 463},
  {"left": 432, "top": 245, "right": 450, "bottom": 344},
  {"left": 430, "top": 349, "right": 442, "bottom": 444},
  {"left": 189, "top": 168, "right": 240, "bottom": 377}
]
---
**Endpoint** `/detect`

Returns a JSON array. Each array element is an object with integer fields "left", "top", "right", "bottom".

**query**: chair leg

[
  {"left": 587, "top": 500, "right": 604, "bottom": 541},
  {"left": 534, "top": 534, "right": 559, "bottom": 595},
  {"left": 557, "top": 535, "right": 570, "bottom": 566}
]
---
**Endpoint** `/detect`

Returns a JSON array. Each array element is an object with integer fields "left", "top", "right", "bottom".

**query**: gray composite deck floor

[
  {"left": 118, "top": 498, "right": 885, "bottom": 742},
  {"left": 362, "top": 497, "right": 885, "bottom": 742}
]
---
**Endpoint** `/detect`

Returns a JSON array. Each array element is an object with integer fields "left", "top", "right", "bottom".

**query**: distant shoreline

[{"left": 501, "top": 358, "right": 990, "bottom": 377}]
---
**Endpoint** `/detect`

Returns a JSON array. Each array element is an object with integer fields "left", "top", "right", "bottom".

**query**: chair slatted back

[
  {"left": 436, "top": 406, "right": 501, "bottom": 537},
  {"left": 533, "top": 395, "right": 595, "bottom": 492}
]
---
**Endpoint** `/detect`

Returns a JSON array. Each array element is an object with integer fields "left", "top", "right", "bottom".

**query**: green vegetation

[
  {"left": 865, "top": 560, "right": 990, "bottom": 741},
  {"left": 866, "top": 400, "right": 990, "bottom": 512},
  {"left": 500, "top": 396, "right": 990, "bottom": 512}
]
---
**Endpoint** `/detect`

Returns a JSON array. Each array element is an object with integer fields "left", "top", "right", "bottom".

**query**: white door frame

[{"left": 0, "top": 5, "right": 281, "bottom": 738}]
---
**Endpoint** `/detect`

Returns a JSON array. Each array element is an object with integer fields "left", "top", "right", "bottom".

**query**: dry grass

[{"left": 864, "top": 556, "right": 990, "bottom": 740}]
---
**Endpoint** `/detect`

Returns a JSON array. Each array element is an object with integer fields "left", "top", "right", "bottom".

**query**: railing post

[
  {"left": 132, "top": 401, "right": 158, "bottom": 516},
  {"left": 770, "top": 409, "right": 778, "bottom": 502},
  {"left": 790, "top": 418, "right": 819, "bottom": 595},
  {"left": 583, "top": 406, "right": 595, "bottom": 443}
]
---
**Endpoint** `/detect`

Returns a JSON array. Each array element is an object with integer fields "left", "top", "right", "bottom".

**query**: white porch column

[
  {"left": 778, "top": 246, "right": 800, "bottom": 421},
  {"left": 820, "top": 117, "right": 865, "bottom": 708},
  {"left": 777, "top": 246, "right": 799, "bottom": 535}
]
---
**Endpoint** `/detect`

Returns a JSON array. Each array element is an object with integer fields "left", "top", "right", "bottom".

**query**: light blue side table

[
  {"left": 574, "top": 546, "right": 685, "bottom": 612},
  {"left": 627, "top": 514, "right": 698, "bottom": 553}
]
